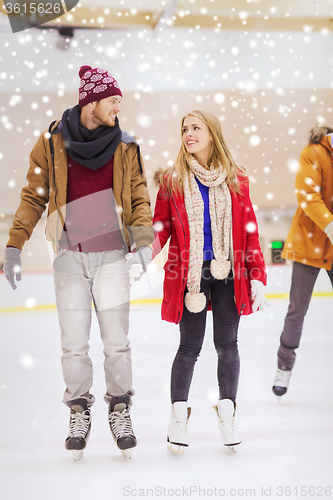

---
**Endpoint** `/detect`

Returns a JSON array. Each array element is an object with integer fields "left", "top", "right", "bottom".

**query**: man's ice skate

[
  {"left": 108, "top": 395, "right": 137, "bottom": 460},
  {"left": 167, "top": 401, "right": 191, "bottom": 455},
  {"left": 65, "top": 399, "right": 91, "bottom": 462},
  {"left": 272, "top": 368, "right": 291, "bottom": 397},
  {"left": 214, "top": 399, "right": 241, "bottom": 452}
]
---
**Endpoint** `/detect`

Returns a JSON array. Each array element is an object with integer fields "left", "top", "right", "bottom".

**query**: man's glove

[
  {"left": 3, "top": 247, "right": 22, "bottom": 290},
  {"left": 324, "top": 221, "right": 333, "bottom": 245},
  {"left": 250, "top": 279, "right": 270, "bottom": 312},
  {"left": 124, "top": 246, "right": 152, "bottom": 284}
]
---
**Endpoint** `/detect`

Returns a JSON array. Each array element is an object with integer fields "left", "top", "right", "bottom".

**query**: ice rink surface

[{"left": 0, "top": 269, "right": 332, "bottom": 500}]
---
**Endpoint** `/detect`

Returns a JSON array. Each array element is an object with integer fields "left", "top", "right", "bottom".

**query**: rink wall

[
  {"left": 0, "top": 264, "right": 332, "bottom": 313},
  {"left": 1, "top": 87, "right": 332, "bottom": 272}
]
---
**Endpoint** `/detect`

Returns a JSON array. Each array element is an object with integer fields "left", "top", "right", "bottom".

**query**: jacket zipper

[
  {"left": 171, "top": 191, "right": 186, "bottom": 242},
  {"left": 171, "top": 192, "right": 187, "bottom": 324},
  {"left": 120, "top": 141, "right": 145, "bottom": 252},
  {"left": 120, "top": 143, "right": 131, "bottom": 251},
  {"left": 48, "top": 123, "right": 60, "bottom": 252},
  {"left": 49, "top": 122, "right": 71, "bottom": 252}
]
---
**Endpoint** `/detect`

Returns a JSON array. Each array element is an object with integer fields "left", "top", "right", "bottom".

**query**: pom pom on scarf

[
  {"left": 185, "top": 292, "right": 206, "bottom": 313},
  {"left": 210, "top": 259, "right": 231, "bottom": 280}
]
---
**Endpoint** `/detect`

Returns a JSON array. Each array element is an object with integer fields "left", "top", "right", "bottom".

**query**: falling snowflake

[
  {"left": 136, "top": 113, "right": 152, "bottom": 128},
  {"left": 20, "top": 354, "right": 35, "bottom": 369},
  {"left": 249, "top": 135, "right": 261, "bottom": 146}
]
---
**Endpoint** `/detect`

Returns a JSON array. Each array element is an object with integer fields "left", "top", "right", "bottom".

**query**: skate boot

[
  {"left": 108, "top": 395, "right": 137, "bottom": 460},
  {"left": 65, "top": 398, "right": 91, "bottom": 462},
  {"left": 167, "top": 401, "right": 191, "bottom": 455},
  {"left": 214, "top": 399, "right": 241, "bottom": 452},
  {"left": 272, "top": 368, "right": 291, "bottom": 396}
]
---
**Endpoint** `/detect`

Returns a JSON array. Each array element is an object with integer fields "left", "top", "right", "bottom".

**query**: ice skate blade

[
  {"left": 71, "top": 450, "right": 83, "bottom": 462},
  {"left": 121, "top": 448, "right": 133, "bottom": 460},
  {"left": 168, "top": 443, "right": 185, "bottom": 455},
  {"left": 224, "top": 441, "right": 241, "bottom": 453}
]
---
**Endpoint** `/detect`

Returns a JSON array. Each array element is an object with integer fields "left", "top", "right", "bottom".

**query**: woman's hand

[{"left": 250, "top": 279, "right": 270, "bottom": 312}]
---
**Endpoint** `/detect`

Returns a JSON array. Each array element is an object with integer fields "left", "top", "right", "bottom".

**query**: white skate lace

[
  {"left": 220, "top": 415, "right": 235, "bottom": 437},
  {"left": 174, "top": 417, "right": 188, "bottom": 437},
  {"left": 109, "top": 408, "right": 134, "bottom": 439},
  {"left": 69, "top": 410, "right": 91, "bottom": 439},
  {"left": 273, "top": 368, "right": 291, "bottom": 388}
]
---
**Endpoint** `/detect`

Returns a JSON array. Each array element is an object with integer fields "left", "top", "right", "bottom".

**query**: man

[
  {"left": 3, "top": 65, "right": 154, "bottom": 461},
  {"left": 272, "top": 125, "right": 333, "bottom": 396}
]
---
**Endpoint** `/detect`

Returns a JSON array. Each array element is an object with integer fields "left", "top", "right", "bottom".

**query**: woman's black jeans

[{"left": 171, "top": 261, "right": 241, "bottom": 404}]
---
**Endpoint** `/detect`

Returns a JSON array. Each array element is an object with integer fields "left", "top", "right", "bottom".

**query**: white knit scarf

[{"left": 184, "top": 155, "right": 232, "bottom": 313}]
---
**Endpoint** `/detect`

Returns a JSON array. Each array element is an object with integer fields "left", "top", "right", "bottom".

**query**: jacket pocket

[
  {"left": 163, "top": 261, "right": 179, "bottom": 304},
  {"left": 298, "top": 211, "right": 317, "bottom": 231},
  {"left": 292, "top": 221, "right": 327, "bottom": 261}
]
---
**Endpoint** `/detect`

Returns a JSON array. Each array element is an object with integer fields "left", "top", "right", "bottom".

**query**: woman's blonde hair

[{"left": 164, "top": 110, "right": 247, "bottom": 194}]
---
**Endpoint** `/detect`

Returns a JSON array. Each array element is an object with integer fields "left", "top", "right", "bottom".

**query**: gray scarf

[{"left": 61, "top": 105, "right": 122, "bottom": 170}]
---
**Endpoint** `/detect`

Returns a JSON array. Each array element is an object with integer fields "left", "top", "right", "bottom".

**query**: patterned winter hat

[{"left": 78, "top": 65, "right": 122, "bottom": 108}]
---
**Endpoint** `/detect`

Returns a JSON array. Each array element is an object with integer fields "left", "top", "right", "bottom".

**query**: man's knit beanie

[{"left": 78, "top": 65, "right": 122, "bottom": 108}]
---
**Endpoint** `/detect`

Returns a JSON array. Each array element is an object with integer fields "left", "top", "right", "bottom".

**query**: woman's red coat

[{"left": 152, "top": 178, "right": 267, "bottom": 324}]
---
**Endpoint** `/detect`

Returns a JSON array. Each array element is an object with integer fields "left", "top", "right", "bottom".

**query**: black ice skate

[
  {"left": 65, "top": 398, "right": 91, "bottom": 462},
  {"left": 108, "top": 395, "right": 137, "bottom": 460}
]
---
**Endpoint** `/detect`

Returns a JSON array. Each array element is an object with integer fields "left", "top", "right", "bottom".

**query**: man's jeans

[
  {"left": 278, "top": 261, "right": 333, "bottom": 371},
  {"left": 53, "top": 249, "right": 132, "bottom": 407}
]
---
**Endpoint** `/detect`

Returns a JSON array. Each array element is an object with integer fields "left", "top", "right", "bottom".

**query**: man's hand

[
  {"left": 125, "top": 246, "right": 152, "bottom": 284},
  {"left": 3, "top": 247, "right": 22, "bottom": 290},
  {"left": 250, "top": 279, "right": 270, "bottom": 312}
]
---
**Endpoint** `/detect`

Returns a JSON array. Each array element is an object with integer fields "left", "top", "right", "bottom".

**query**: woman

[{"left": 152, "top": 110, "right": 268, "bottom": 454}]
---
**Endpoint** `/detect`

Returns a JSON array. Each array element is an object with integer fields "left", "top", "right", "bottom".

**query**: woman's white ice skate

[
  {"left": 167, "top": 401, "right": 191, "bottom": 455},
  {"left": 214, "top": 399, "right": 241, "bottom": 452}
]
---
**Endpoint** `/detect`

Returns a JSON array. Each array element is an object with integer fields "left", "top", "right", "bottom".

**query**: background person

[{"left": 272, "top": 125, "right": 333, "bottom": 396}]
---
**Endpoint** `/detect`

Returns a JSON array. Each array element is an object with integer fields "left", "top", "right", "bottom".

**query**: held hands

[
  {"left": 124, "top": 246, "right": 152, "bottom": 284},
  {"left": 3, "top": 247, "right": 22, "bottom": 290},
  {"left": 250, "top": 279, "right": 270, "bottom": 312},
  {"left": 324, "top": 221, "right": 333, "bottom": 245}
]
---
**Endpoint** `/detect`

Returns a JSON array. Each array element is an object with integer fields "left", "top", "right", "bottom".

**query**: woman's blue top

[{"left": 195, "top": 177, "right": 215, "bottom": 261}]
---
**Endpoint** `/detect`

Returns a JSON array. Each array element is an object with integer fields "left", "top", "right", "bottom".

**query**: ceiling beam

[
  {"left": 0, "top": 8, "right": 158, "bottom": 30},
  {"left": 0, "top": 8, "right": 331, "bottom": 32},
  {"left": 171, "top": 14, "right": 333, "bottom": 32}
]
